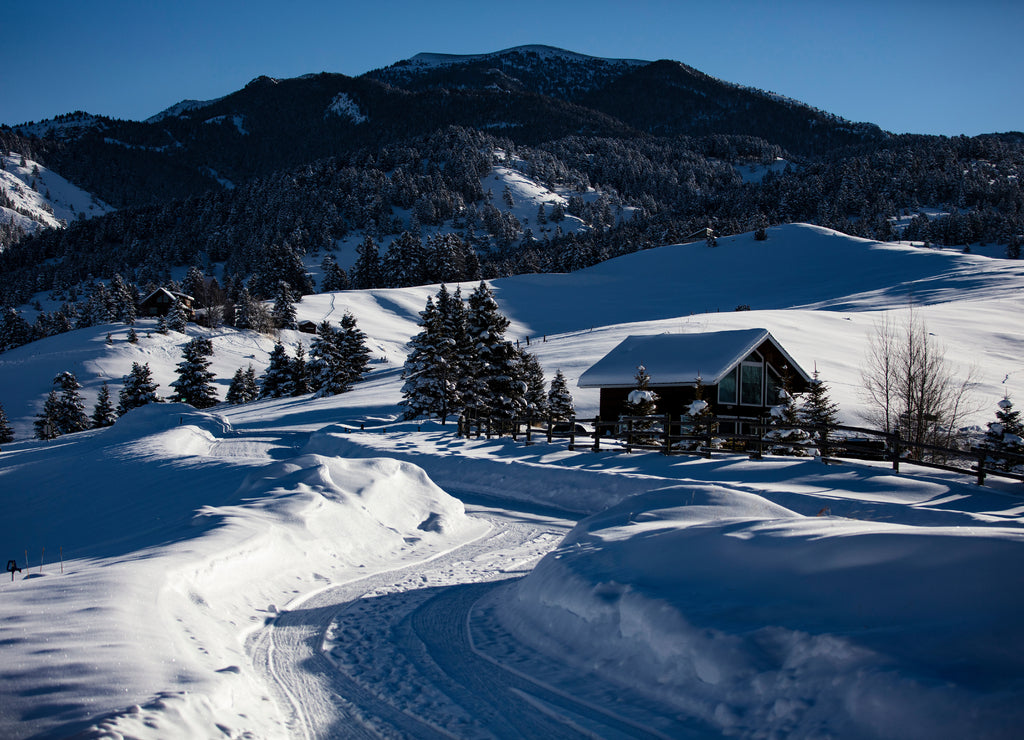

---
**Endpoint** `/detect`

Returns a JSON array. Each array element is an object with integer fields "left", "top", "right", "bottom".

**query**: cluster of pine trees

[
  {"left": 10, "top": 309, "right": 372, "bottom": 442},
  {"left": 401, "top": 282, "right": 573, "bottom": 424}
]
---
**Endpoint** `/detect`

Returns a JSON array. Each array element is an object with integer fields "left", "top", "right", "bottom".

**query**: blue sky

[{"left": 2, "top": 0, "right": 1021, "bottom": 136}]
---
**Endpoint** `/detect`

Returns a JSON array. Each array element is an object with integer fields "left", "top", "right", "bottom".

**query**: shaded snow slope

[
  {"left": 1, "top": 152, "right": 113, "bottom": 235},
  {"left": 0, "top": 404, "right": 484, "bottom": 738},
  {"left": 491, "top": 459, "right": 1024, "bottom": 738}
]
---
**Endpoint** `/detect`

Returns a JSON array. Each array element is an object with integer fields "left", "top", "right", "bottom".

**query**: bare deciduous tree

[{"left": 861, "top": 310, "right": 978, "bottom": 458}]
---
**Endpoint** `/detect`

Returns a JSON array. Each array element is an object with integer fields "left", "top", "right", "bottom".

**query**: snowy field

[{"left": 1, "top": 224, "right": 1023, "bottom": 738}]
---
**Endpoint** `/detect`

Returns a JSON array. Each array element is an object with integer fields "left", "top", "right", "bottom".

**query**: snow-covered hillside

[
  {"left": 1, "top": 224, "right": 1023, "bottom": 738},
  {"left": 0, "top": 152, "right": 113, "bottom": 236}
]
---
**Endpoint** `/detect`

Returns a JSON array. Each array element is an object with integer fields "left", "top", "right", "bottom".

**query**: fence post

[
  {"left": 547, "top": 415, "right": 553, "bottom": 444},
  {"left": 512, "top": 418, "right": 518, "bottom": 442},
  {"left": 891, "top": 429, "right": 901, "bottom": 473},
  {"left": 976, "top": 450, "right": 987, "bottom": 486},
  {"left": 751, "top": 416, "right": 763, "bottom": 460},
  {"left": 525, "top": 416, "right": 533, "bottom": 445},
  {"left": 592, "top": 417, "right": 601, "bottom": 452},
  {"left": 663, "top": 413, "right": 672, "bottom": 454},
  {"left": 486, "top": 416, "right": 492, "bottom": 440},
  {"left": 626, "top": 417, "right": 634, "bottom": 454}
]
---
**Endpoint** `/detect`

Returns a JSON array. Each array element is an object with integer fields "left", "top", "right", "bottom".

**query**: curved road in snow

[{"left": 249, "top": 499, "right": 701, "bottom": 739}]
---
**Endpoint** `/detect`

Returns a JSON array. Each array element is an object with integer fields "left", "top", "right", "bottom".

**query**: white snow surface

[
  {"left": 324, "top": 92, "right": 367, "bottom": 124},
  {"left": 1, "top": 152, "right": 113, "bottom": 234},
  {"left": 2, "top": 224, "right": 1024, "bottom": 737}
]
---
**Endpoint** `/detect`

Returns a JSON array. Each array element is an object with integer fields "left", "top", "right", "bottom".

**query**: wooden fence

[{"left": 456, "top": 412, "right": 1024, "bottom": 488}]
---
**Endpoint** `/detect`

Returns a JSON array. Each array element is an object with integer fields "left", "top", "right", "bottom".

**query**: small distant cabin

[
  {"left": 297, "top": 320, "right": 318, "bottom": 335},
  {"left": 578, "top": 328, "right": 811, "bottom": 428},
  {"left": 139, "top": 288, "right": 195, "bottom": 318}
]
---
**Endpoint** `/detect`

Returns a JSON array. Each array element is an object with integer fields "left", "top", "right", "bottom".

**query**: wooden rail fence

[{"left": 455, "top": 412, "right": 1024, "bottom": 488}]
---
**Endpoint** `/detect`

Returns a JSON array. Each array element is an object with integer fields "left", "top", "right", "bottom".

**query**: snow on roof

[{"left": 578, "top": 328, "right": 807, "bottom": 388}]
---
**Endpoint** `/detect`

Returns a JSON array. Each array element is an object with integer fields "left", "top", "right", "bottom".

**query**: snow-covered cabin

[
  {"left": 578, "top": 328, "right": 811, "bottom": 427},
  {"left": 139, "top": 288, "right": 195, "bottom": 318}
]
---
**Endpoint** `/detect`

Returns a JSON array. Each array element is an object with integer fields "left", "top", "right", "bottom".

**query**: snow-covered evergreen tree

[
  {"left": 34, "top": 390, "right": 60, "bottom": 440},
  {"left": 91, "top": 382, "right": 117, "bottom": 428},
  {"left": 0, "top": 401, "right": 14, "bottom": 443},
  {"left": 259, "top": 342, "right": 295, "bottom": 398},
  {"left": 226, "top": 365, "right": 259, "bottom": 404},
  {"left": 681, "top": 375, "right": 717, "bottom": 449},
  {"left": 127, "top": 326, "right": 139, "bottom": 343},
  {"left": 117, "top": 362, "right": 161, "bottom": 416},
  {"left": 308, "top": 321, "right": 342, "bottom": 395},
  {"left": 983, "top": 396, "right": 1024, "bottom": 471},
  {"left": 291, "top": 342, "right": 310, "bottom": 396},
  {"left": 170, "top": 337, "right": 218, "bottom": 408},
  {"left": 547, "top": 369, "right": 575, "bottom": 421},
  {"left": 402, "top": 295, "right": 455, "bottom": 422},
  {"left": 51, "top": 371, "right": 90, "bottom": 435},
  {"left": 620, "top": 365, "right": 660, "bottom": 441},
  {"left": 352, "top": 235, "right": 382, "bottom": 289},
  {"left": 167, "top": 299, "right": 189, "bottom": 333},
  {"left": 320, "top": 255, "right": 350, "bottom": 292},
  {"left": 766, "top": 375, "right": 811, "bottom": 456},
  {"left": 337, "top": 311, "right": 371, "bottom": 390},
  {"left": 801, "top": 370, "right": 841, "bottom": 456},
  {"left": 271, "top": 281, "right": 298, "bottom": 330},
  {"left": 621, "top": 365, "right": 659, "bottom": 417},
  {"left": 465, "top": 281, "right": 525, "bottom": 416},
  {"left": 519, "top": 349, "right": 547, "bottom": 418}
]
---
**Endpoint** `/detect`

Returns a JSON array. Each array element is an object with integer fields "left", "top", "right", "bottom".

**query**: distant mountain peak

[{"left": 404, "top": 45, "right": 649, "bottom": 69}]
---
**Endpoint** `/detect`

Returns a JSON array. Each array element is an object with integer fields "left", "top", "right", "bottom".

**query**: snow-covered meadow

[{"left": 1, "top": 224, "right": 1023, "bottom": 738}]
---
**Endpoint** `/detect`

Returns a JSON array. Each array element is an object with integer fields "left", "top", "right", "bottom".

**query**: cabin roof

[
  {"left": 577, "top": 328, "right": 810, "bottom": 389},
  {"left": 141, "top": 287, "right": 194, "bottom": 304}
]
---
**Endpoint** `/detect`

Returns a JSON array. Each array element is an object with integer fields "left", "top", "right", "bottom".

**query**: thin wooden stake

[
  {"left": 40, "top": 547, "right": 44, "bottom": 573},
  {"left": 60, "top": 546, "right": 63, "bottom": 574}
]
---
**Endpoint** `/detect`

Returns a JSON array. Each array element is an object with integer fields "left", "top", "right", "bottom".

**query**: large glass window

[
  {"left": 718, "top": 367, "right": 738, "bottom": 404},
  {"left": 766, "top": 369, "right": 782, "bottom": 405},
  {"left": 740, "top": 363, "right": 763, "bottom": 405}
]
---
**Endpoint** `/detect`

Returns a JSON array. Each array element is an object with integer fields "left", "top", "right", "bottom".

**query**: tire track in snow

[{"left": 249, "top": 503, "right": 574, "bottom": 737}]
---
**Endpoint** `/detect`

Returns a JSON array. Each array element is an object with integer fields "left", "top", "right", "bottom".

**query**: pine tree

[
  {"left": 91, "top": 382, "right": 117, "bottom": 428},
  {"left": 170, "top": 337, "right": 219, "bottom": 408},
  {"left": 352, "top": 235, "right": 382, "bottom": 289},
  {"left": 52, "top": 371, "right": 89, "bottom": 435},
  {"left": 127, "top": 326, "right": 139, "bottom": 343},
  {"left": 291, "top": 342, "right": 310, "bottom": 396},
  {"left": 801, "top": 370, "right": 841, "bottom": 457},
  {"left": 307, "top": 321, "right": 342, "bottom": 395},
  {"left": 0, "top": 401, "right": 16, "bottom": 443},
  {"left": 271, "top": 281, "right": 298, "bottom": 330},
  {"left": 226, "top": 365, "right": 259, "bottom": 404},
  {"left": 621, "top": 365, "right": 660, "bottom": 441},
  {"left": 34, "top": 390, "right": 60, "bottom": 440},
  {"left": 320, "top": 255, "right": 350, "bottom": 292},
  {"left": 519, "top": 349, "right": 547, "bottom": 419},
  {"left": 167, "top": 299, "right": 189, "bottom": 333},
  {"left": 621, "top": 365, "right": 659, "bottom": 417},
  {"left": 465, "top": 281, "right": 520, "bottom": 416},
  {"left": 401, "top": 294, "right": 460, "bottom": 422},
  {"left": 766, "top": 373, "right": 810, "bottom": 456},
  {"left": 337, "top": 311, "right": 371, "bottom": 390},
  {"left": 682, "top": 376, "right": 717, "bottom": 449},
  {"left": 547, "top": 369, "right": 575, "bottom": 421},
  {"left": 983, "top": 396, "right": 1024, "bottom": 471},
  {"left": 117, "top": 362, "right": 161, "bottom": 416},
  {"left": 259, "top": 342, "right": 295, "bottom": 398}
]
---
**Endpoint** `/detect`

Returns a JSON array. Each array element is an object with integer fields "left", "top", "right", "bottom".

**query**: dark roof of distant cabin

[{"left": 578, "top": 328, "right": 810, "bottom": 389}]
